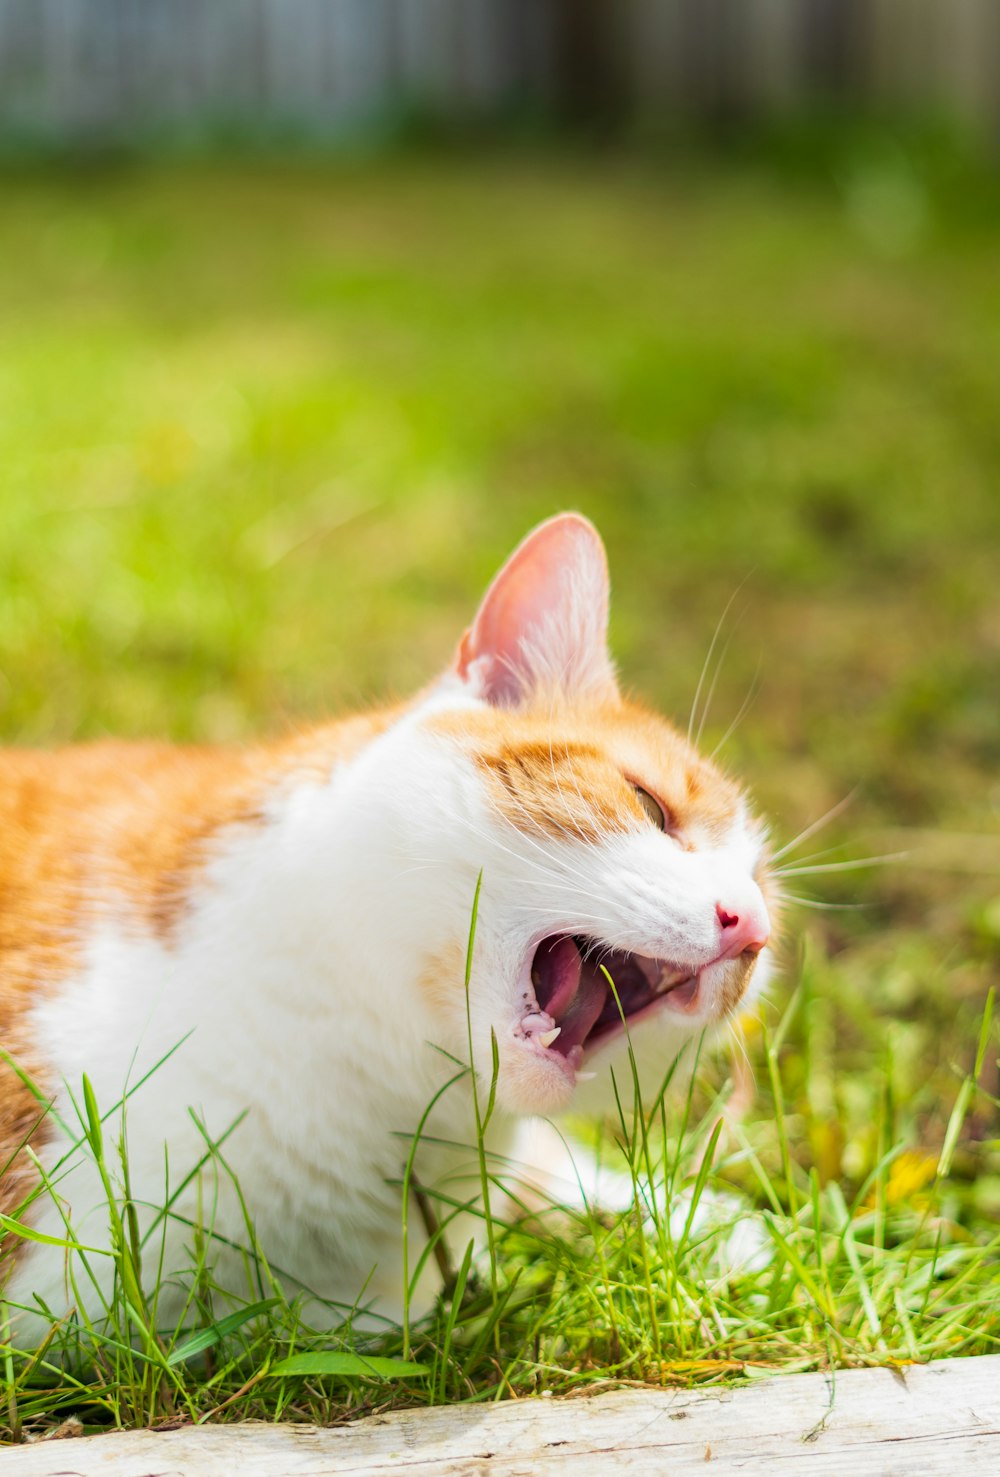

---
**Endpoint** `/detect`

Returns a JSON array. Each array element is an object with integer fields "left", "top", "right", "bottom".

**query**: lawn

[{"left": 1, "top": 142, "right": 998, "bottom": 1436}]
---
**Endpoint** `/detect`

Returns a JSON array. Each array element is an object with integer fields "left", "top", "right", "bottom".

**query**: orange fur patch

[
  {"left": 418, "top": 940, "right": 466, "bottom": 1019},
  {"left": 716, "top": 953, "right": 760, "bottom": 1020}
]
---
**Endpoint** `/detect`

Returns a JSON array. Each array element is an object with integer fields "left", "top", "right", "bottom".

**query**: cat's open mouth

[{"left": 517, "top": 933, "right": 699, "bottom": 1076}]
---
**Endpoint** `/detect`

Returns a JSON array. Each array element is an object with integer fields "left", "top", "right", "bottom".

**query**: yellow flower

[{"left": 885, "top": 1150, "right": 937, "bottom": 1206}]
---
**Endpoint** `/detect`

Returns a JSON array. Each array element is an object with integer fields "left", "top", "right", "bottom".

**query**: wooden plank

[{"left": 6, "top": 1354, "right": 1000, "bottom": 1475}]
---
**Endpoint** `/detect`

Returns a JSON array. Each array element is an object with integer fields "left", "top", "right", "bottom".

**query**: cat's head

[{"left": 415, "top": 514, "right": 774, "bottom": 1116}]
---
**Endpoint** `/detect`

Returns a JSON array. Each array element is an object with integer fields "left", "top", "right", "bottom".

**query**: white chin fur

[{"left": 496, "top": 1038, "right": 579, "bottom": 1116}]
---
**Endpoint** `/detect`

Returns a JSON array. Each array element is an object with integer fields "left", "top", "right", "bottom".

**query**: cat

[{"left": 0, "top": 513, "right": 774, "bottom": 1343}]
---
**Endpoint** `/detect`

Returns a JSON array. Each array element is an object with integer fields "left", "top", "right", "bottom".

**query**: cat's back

[{"left": 0, "top": 740, "right": 256, "bottom": 982}]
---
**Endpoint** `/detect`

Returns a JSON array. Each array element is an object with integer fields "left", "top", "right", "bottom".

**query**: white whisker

[
  {"left": 695, "top": 626, "right": 736, "bottom": 748},
  {"left": 774, "top": 891, "right": 868, "bottom": 912},
  {"left": 453, "top": 803, "right": 615, "bottom": 911},
  {"left": 688, "top": 573, "right": 754, "bottom": 745},
  {"left": 769, "top": 788, "right": 859, "bottom": 863},
  {"left": 775, "top": 852, "right": 905, "bottom": 878},
  {"left": 709, "top": 661, "right": 761, "bottom": 761}
]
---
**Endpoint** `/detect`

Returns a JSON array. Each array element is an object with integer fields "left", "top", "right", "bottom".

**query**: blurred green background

[{"left": 1, "top": 138, "right": 998, "bottom": 1202}]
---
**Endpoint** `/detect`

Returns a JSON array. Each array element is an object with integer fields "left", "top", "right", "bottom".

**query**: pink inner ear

[{"left": 455, "top": 513, "right": 613, "bottom": 705}]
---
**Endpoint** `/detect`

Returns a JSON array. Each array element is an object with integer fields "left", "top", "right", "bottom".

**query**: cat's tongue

[
  {"left": 531, "top": 937, "right": 608, "bottom": 1055},
  {"left": 532, "top": 936, "right": 581, "bottom": 1018}
]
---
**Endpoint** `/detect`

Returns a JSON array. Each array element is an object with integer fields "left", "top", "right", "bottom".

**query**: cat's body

[{"left": 0, "top": 515, "right": 773, "bottom": 1340}]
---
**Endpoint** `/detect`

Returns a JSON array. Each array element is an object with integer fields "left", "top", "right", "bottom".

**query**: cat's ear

[{"left": 453, "top": 513, "right": 618, "bottom": 706}]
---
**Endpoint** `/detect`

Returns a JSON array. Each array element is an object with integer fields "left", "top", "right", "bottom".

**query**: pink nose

[{"left": 716, "top": 901, "right": 770, "bottom": 960}]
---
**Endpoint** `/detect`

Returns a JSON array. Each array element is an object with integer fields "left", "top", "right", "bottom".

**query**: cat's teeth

[
  {"left": 537, "top": 1027, "right": 561, "bottom": 1048},
  {"left": 575, "top": 1071, "right": 597, "bottom": 1082}
]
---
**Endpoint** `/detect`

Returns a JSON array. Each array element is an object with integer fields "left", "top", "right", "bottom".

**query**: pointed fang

[{"left": 538, "top": 1027, "right": 561, "bottom": 1048}]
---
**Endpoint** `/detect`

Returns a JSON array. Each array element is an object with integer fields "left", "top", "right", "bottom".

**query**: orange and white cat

[{"left": 0, "top": 514, "right": 772, "bottom": 1339}]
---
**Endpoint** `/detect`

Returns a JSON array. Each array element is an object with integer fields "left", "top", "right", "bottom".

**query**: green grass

[{"left": 1, "top": 140, "right": 998, "bottom": 1438}]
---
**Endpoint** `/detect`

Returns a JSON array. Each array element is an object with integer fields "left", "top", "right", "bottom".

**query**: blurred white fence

[{"left": 0, "top": 0, "right": 996, "bottom": 146}]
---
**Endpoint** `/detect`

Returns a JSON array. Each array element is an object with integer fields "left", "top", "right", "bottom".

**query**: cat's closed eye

[{"left": 632, "top": 784, "right": 668, "bottom": 832}]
